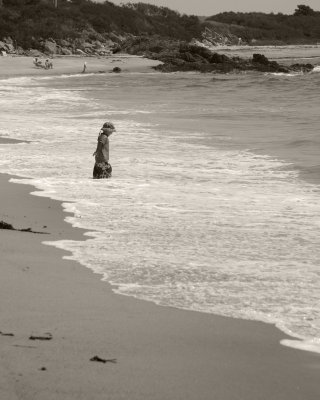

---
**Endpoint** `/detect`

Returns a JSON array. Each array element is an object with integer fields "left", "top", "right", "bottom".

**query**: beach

[
  {"left": 0, "top": 54, "right": 161, "bottom": 78},
  {"left": 1, "top": 55, "right": 320, "bottom": 399},
  {"left": 1, "top": 170, "right": 319, "bottom": 400}
]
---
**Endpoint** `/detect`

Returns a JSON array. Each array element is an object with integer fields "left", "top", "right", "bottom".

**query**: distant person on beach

[
  {"left": 92, "top": 122, "right": 116, "bottom": 179},
  {"left": 44, "top": 59, "right": 53, "bottom": 69},
  {"left": 82, "top": 62, "right": 87, "bottom": 73},
  {"left": 33, "top": 57, "right": 42, "bottom": 68}
]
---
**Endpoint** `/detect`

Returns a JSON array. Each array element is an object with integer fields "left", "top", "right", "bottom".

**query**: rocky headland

[{"left": 0, "top": 34, "right": 315, "bottom": 75}]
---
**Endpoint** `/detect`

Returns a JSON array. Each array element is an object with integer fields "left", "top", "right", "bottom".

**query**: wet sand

[{"left": 0, "top": 165, "right": 320, "bottom": 399}]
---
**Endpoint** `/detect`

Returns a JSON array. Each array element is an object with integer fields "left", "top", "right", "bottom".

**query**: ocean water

[{"left": 1, "top": 49, "right": 320, "bottom": 354}]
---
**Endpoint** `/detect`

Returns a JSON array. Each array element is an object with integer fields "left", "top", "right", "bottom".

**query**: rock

[
  {"left": 251, "top": 53, "right": 290, "bottom": 73},
  {"left": 44, "top": 40, "right": 57, "bottom": 54},
  {"left": 179, "top": 44, "right": 213, "bottom": 62},
  {"left": 60, "top": 47, "right": 73, "bottom": 56},
  {"left": 25, "top": 49, "right": 42, "bottom": 57},
  {"left": 75, "top": 49, "right": 86, "bottom": 55},
  {"left": 0, "top": 41, "right": 6, "bottom": 50},
  {"left": 153, "top": 45, "right": 294, "bottom": 74},
  {"left": 83, "top": 48, "right": 93, "bottom": 55},
  {"left": 209, "top": 53, "right": 230, "bottom": 64},
  {"left": 112, "top": 45, "right": 122, "bottom": 54},
  {"left": 4, "top": 43, "right": 15, "bottom": 53},
  {"left": 181, "top": 52, "right": 196, "bottom": 62},
  {"left": 112, "top": 67, "right": 121, "bottom": 73},
  {"left": 252, "top": 53, "right": 270, "bottom": 65},
  {"left": 148, "top": 41, "right": 302, "bottom": 74},
  {"left": 99, "top": 49, "right": 112, "bottom": 55},
  {"left": 15, "top": 46, "right": 25, "bottom": 55},
  {"left": 81, "top": 42, "right": 93, "bottom": 50},
  {"left": 290, "top": 63, "right": 314, "bottom": 72},
  {"left": 157, "top": 49, "right": 180, "bottom": 59}
]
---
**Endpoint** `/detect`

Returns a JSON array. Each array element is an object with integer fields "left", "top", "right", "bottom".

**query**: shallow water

[
  {"left": 214, "top": 43, "right": 320, "bottom": 65},
  {"left": 1, "top": 48, "right": 320, "bottom": 353}
]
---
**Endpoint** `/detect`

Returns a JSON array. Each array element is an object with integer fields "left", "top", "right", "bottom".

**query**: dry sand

[
  {"left": 0, "top": 61, "right": 320, "bottom": 399},
  {"left": 0, "top": 54, "right": 161, "bottom": 79}
]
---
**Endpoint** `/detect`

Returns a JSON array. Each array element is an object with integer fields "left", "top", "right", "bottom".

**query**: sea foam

[{"left": 1, "top": 66, "right": 320, "bottom": 353}]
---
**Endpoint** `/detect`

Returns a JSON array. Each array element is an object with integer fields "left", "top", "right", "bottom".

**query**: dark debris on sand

[
  {"left": 0, "top": 331, "right": 15, "bottom": 337},
  {"left": 0, "top": 220, "right": 49, "bottom": 234},
  {"left": 90, "top": 356, "right": 117, "bottom": 364},
  {"left": 29, "top": 333, "right": 53, "bottom": 341}
]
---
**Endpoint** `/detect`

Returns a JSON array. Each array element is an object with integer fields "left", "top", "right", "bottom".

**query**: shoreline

[
  {"left": 1, "top": 167, "right": 320, "bottom": 398},
  {"left": 2, "top": 139, "right": 318, "bottom": 348},
  {"left": 1, "top": 55, "right": 320, "bottom": 398}
]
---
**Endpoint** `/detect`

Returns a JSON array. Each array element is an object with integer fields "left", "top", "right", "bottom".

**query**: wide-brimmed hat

[{"left": 102, "top": 122, "right": 116, "bottom": 130}]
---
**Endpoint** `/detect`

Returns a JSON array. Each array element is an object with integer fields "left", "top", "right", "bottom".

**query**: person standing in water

[{"left": 92, "top": 122, "right": 116, "bottom": 179}]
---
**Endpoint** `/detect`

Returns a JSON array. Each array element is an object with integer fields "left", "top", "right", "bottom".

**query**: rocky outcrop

[
  {"left": 0, "top": 38, "right": 16, "bottom": 54},
  {"left": 144, "top": 42, "right": 292, "bottom": 73},
  {"left": 251, "top": 53, "right": 289, "bottom": 73},
  {"left": 117, "top": 37, "right": 313, "bottom": 74},
  {"left": 0, "top": 33, "right": 120, "bottom": 57},
  {"left": 43, "top": 40, "right": 57, "bottom": 54},
  {"left": 60, "top": 47, "right": 73, "bottom": 56},
  {"left": 25, "top": 49, "right": 44, "bottom": 57}
]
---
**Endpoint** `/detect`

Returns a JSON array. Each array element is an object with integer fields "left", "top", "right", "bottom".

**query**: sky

[{"left": 109, "top": 1, "right": 320, "bottom": 16}]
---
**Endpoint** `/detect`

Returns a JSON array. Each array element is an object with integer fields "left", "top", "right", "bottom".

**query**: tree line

[
  {"left": 206, "top": 5, "right": 320, "bottom": 43},
  {"left": 0, "top": 0, "right": 202, "bottom": 49},
  {"left": 1, "top": 1, "right": 319, "bottom": 50}
]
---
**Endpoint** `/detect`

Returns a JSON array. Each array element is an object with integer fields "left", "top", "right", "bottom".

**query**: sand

[
  {"left": 0, "top": 60, "right": 320, "bottom": 399},
  {"left": 0, "top": 54, "right": 161, "bottom": 79}
]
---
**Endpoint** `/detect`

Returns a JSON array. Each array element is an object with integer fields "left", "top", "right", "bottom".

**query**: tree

[{"left": 294, "top": 4, "right": 315, "bottom": 16}]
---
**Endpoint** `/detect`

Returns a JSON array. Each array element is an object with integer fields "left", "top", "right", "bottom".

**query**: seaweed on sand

[{"left": 0, "top": 220, "right": 48, "bottom": 234}]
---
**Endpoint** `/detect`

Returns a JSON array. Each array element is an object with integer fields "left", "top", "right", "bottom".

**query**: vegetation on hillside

[
  {"left": 0, "top": 0, "right": 202, "bottom": 48},
  {"left": 0, "top": 1, "right": 320, "bottom": 50},
  {"left": 206, "top": 5, "right": 320, "bottom": 44}
]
